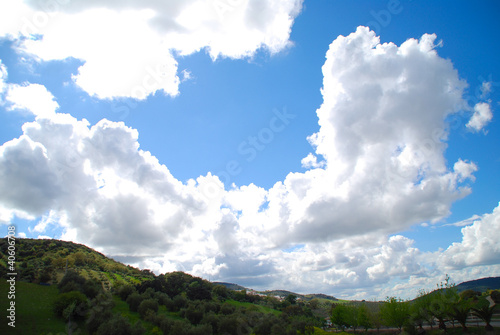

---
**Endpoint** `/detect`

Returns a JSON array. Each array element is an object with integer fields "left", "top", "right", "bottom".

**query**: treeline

[
  {"left": 52, "top": 270, "right": 330, "bottom": 335},
  {"left": 330, "top": 276, "right": 500, "bottom": 334}
]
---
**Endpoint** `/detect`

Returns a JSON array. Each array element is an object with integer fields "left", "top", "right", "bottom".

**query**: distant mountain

[{"left": 455, "top": 277, "right": 500, "bottom": 292}]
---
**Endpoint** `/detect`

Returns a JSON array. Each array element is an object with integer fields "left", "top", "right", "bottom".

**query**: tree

[
  {"left": 185, "top": 303, "right": 204, "bottom": 325},
  {"left": 331, "top": 303, "right": 352, "bottom": 331},
  {"left": 380, "top": 297, "right": 410, "bottom": 331},
  {"left": 213, "top": 284, "right": 229, "bottom": 301},
  {"left": 450, "top": 297, "right": 473, "bottom": 332},
  {"left": 357, "top": 303, "right": 372, "bottom": 331},
  {"left": 286, "top": 294, "right": 297, "bottom": 305},
  {"left": 410, "top": 290, "right": 434, "bottom": 330},
  {"left": 96, "top": 314, "right": 133, "bottom": 335},
  {"left": 53, "top": 291, "right": 88, "bottom": 319},
  {"left": 138, "top": 298, "right": 159, "bottom": 319},
  {"left": 126, "top": 292, "right": 144, "bottom": 312},
  {"left": 472, "top": 304, "right": 495, "bottom": 331}
]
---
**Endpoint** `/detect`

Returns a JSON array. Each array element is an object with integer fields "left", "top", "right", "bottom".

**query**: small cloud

[
  {"left": 301, "top": 153, "right": 325, "bottom": 169},
  {"left": 453, "top": 159, "right": 477, "bottom": 182},
  {"left": 444, "top": 214, "right": 482, "bottom": 227},
  {"left": 466, "top": 102, "right": 493, "bottom": 132},
  {"left": 181, "top": 69, "right": 192, "bottom": 82},
  {"left": 6, "top": 83, "right": 59, "bottom": 118},
  {"left": 480, "top": 81, "right": 492, "bottom": 98}
]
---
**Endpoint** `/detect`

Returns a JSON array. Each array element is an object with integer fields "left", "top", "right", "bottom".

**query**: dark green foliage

[
  {"left": 131, "top": 320, "right": 146, "bottom": 335},
  {"left": 52, "top": 290, "right": 88, "bottom": 319},
  {"left": 126, "top": 292, "right": 144, "bottom": 312},
  {"left": 58, "top": 270, "right": 86, "bottom": 291},
  {"left": 218, "top": 314, "right": 251, "bottom": 335},
  {"left": 188, "top": 323, "right": 213, "bottom": 335},
  {"left": 490, "top": 290, "right": 500, "bottom": 303},
  {"left": 220, "top": 301, "right": 236, "bottom": 315},
  {"left": 213, "top": 284, "right": 230, "bottom": 301},
  {"left": 83, "top": 278, "right": 103, "bottom": 299},
  {"left": 164, "top": 271, "right": 191, "bottom": 298},
  {"left": 118, "top": 284, "right": 136, "bottom": 301},
  {"left": 185, "top": 302, "right": 205, "bottom": 325},
  {"left": 285, "top": 294, "right": 297, "bottom": 305},
  {"left": 186, "top": 278, "right": 213, "bottom": 300},
  {"left": 170, "top": 319, "right": 192, "bottom": 335},
  {"left": 201, "top": 312, "right": 220, "bottom": 332},
  {"left": 96, "top": 313, "right": 133, "bottom": 335},
  {"left": 472, "top": 304, "right": 495, "bottom": 331},
  {"left": 137, "top": 298, "right": 159, "bottom": 318},
  {"left": 172, "top": 293, "right": 188, "bottom": 311},
  {"left": 85, "top": 293, "right": 115, "bottom": 334}
]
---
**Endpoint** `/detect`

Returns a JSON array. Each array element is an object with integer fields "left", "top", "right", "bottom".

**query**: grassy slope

[
  {"left": 226, "top": 299, "right": 282, "bottom": 316},
  {"left": 0, "top": 281, "right": 67, "bottom": 335}
]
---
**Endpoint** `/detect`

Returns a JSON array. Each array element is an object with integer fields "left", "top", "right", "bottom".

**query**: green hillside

[
  {"left": 1, "top": 238, "right": 499, "bottom": 335},
  {"left": 0, "top": 238, "right": 330, "bottom": 334}
]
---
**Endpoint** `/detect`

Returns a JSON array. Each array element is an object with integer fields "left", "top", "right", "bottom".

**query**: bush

[
  {"left": 131, "top": 320, "right": 146, "bottom": 335},
  {"left": 118, "top": 285, "right": 136, "bottom": 301},
  {"left": 172, "top": 294, "right": 188, "bottom": 311},
  {"left": 96, "top": 314, "right": 132, "bottom": 335},
  {"left": 53, "top": 290, "right": 88, "bottom": 319},
  {"left": 220, "top": 302, "right": 236, "bottom": 315},
  {"left": 170, "top": 319, "right": 191, "bottom": 335},
  {"left": 185, "top": 303, "right": 204, "bottom": 325},
  {"left": 58, "top": 270, "right": 86, "bottom": 291},
  {"left": 83, "top": 279, "right": 103, "bottom": 299},
  {"left": 188, "top": 323, "right": 213, "bottom": 335},
  {"left": 127, "top": 292, "right": 144, "bottom": 312},
  {"left": 138, "top": 298, "right": 159, "bottom": 319}
]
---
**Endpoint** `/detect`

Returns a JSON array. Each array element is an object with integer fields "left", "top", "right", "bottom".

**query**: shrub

[
  {"left": 185, "top": 303, "right": 204, "bottom": 325},
  {"left": 96, "top": 314, "right": 132, "bottom": 335},
  {"left": 138, "top": 298, "right": 159, "bottom": 319},
  {"left": 53, "top": 290, "right": 88, "bottom": 319},
  {"left": 127, "top": 292, "right": 144, "bottom": 312},
  {"left": 118, "top": 285, "right": 136, "bottom": 301},
  {"left": 58, "top": 270, "right": 86, "bottom": 291}
]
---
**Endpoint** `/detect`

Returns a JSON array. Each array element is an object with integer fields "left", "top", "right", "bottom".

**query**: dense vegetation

[
  {"left": 329, "top": 276, "right": 500, "bottom": 335},
  {"left": 1, "top": 238, "right": 499, "bottom": 335}
]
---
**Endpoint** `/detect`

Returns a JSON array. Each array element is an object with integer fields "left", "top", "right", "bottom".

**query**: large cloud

[
  {"left": 1, "top": 0, "right": 303, "bottom": 99},
  {"left": 438, "top": 202, "right": 500, "bottom": 269},
  {"left": 0, "top": 26, "right": 495, "bottom": 299},
  {"left": 260, "top": 27, "right": 477, "bottom": 246}
]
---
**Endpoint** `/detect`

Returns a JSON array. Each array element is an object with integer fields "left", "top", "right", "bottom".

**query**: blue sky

[{"left": 0, "top": 0, "right": 499, "bottom": 299}]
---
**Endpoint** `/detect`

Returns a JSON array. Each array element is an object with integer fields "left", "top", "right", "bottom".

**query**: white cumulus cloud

[
  {"left": 466, "top": 102, "right": 493, "bottom": 132},
  {"left": 1, "top": 0, "right": 303, "bottom": 99},
  {"left": 6, "top": 82, "right": 59, "bottom": 117},
  {"left": 438, "top": 202, "right": 500, "bottom": 269}
]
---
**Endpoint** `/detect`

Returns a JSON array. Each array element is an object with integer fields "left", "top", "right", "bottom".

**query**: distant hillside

[
  {"left": 455, "top": 277, "right": 500, "bottom": 292},
  {"left": 213, "top": 282, "right": 247, "bottom": 291},
  {"left": 262, "top": 290, "right": 338, "bottom": 302}
]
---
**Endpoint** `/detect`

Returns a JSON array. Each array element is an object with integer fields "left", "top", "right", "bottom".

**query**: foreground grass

[{"left": 0, "top": 280, "right": 67, "bottom": 335}]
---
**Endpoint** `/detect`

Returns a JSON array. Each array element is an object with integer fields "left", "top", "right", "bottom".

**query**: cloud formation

[
  {"left": 467, "top": 102, "right": 493, "bottom": 132},
  {"left": 6, "top": 82, "right": 59, "bottom": 117},
  {"left": 1, "top": 0, "right": 303, "bottom": 99},
  {"left": 0, "top": 26, "right": 496, "bottom": 298}
]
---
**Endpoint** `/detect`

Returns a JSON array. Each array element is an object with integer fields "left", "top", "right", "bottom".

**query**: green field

[{"left": 0, "top": 280, "right": 67, "bottom": 335}]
